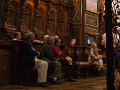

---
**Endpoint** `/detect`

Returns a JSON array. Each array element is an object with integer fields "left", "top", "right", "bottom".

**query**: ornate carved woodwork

[
  {"left": 5, "top": 0, "right": 19, "bottom": 32},
  {"left": 0, "top": 49, "right": 11, "bottom": 85},
  {"left": 35, "top": 6, "right": 45, "bottom": 34},
  {"left": 0, "top": 0, "right": 73, "bottom": 42},
  {"left": 21, "top": 1, "right": 33, "bottom": 33},
  {"left": 48, "top": 8, "right": 56, "bottom": 35},
  {"left": 0, "top": 0, "right": 4, "bottom": 29},
  {"left": 72, "top": 0, "right": 99, "bottom": 47},
  {"left": 59, "top": 11, "right": 65, "bottom": 35}
]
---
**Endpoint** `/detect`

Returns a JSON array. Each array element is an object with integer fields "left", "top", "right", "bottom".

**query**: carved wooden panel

[
  {"left": 72, "top": 0, "right": 82, "bottom": 23},
  {"left": 21, "top": 1, "right": 33, "bottom": 33},
  {"left": 85, "top": 14, "right": 98, "bottom": 27},
  {"left": 48, "top": 8, "right": 56, "bottom": 35},
  {"left": 5, "top": 0, "right": 19, "bottom": 31},
  {"left": 0, "top": 0, "right": 73, "bottom": 44},
  {"left": 59, "top": 11, "right": 65, "bottom": 35},
  {"left": 35, "top": 6, "right": 45, "bottom": 34},
  {"left": 0, "top": 0, "right": 4, "bottom": 28},
  {"left": 0, "top": 49, "right": 11, "bottom": 84}
]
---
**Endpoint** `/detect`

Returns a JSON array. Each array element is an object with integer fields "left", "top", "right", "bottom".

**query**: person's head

[
  {"left": 71, "top": 39, "right": 76, "bottom": 46},
  {"left": 91, "top": 42, "right": 97, "bottom": 48},
  {"left": 44, "top": 34, "right": 49, "bottom": 42},
  {"left": 14, "top": 32, "right": 21, "bottom": 40},
  {"left": 25, "top": 32, "right": 35, "bottom": 43},
  {"left": 54, "top": 35, "right": 59, "bottom": 39},
  {"left": 46, "top": 36, "right": 55, "bottom": 45},
  {"left": 54, "top": 38, "right": 61, "bottom": 47}
]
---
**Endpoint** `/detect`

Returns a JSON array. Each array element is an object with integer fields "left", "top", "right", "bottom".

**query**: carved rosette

[{"left": 35, "top": 6, "right": 44, "bottom": 34}]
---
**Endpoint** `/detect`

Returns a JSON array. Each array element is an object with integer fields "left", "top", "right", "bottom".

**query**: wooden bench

[{"left": 73, "top": 64, "right": 95, "bottom": 78}]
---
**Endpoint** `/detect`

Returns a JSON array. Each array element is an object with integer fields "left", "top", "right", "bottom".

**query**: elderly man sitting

[
  {"left": 19, "top": 32, "right": 48, "bottom": 87},
  {"left": 40, "top": 36, "right": 62, "bottom": 84}
]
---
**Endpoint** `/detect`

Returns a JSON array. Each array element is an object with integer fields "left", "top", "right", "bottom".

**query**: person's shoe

[
  {"left": 101, "top": 68, "right": 105, "bottom": 74},
  {"left": 52, "top": 80, "right": 62, "bottom": 84},
  {"left": 37, "top": 83, "right": 48, "bottom": 87},
  {"left": 67, "top": 79, "right": 76, "bottom": 82},
  {"left": 98, "top": 71, "right": 102, "bottom": 77}
]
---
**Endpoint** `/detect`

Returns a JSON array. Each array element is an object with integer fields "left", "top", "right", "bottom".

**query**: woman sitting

[
  {"left": 88, "top": 42, "right": 104, "bottom": 76},
  {"left": 51, "top": 38, "right": 76, "bottom": 82}
]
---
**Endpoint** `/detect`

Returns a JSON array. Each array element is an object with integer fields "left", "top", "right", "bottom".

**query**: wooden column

[{"left": 105, "top": 0, "right": 115, "bottom": 89}]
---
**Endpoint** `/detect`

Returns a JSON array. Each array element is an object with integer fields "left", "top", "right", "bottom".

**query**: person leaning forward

[{"left": 19, "top": 32, "right": 48, "bottom": 87}]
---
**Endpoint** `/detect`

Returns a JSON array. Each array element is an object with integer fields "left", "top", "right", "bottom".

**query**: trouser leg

[
  {"left": 58, "top": 58, "right": 72, "bottom": 79},
  {"left": 49, "top": 61, "right": 61, "bottom": 78},
  {"left": 98, "top": 59, "right": 103, "bottom": 71},
  {"left": 34, "top": 58, "right": 48, "bottom": 83}
]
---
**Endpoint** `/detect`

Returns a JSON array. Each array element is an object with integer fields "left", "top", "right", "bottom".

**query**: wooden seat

[
  {"left": 73, "top": 64, "right": 95, "bottom": 77},
  {"left": 19, "top": 68, "right": 37, "bottom": 85}
]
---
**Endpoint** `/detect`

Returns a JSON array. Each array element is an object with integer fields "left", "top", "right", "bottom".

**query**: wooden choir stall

[{"left": 0, "top": 0, "right": 105, "bottom": 85}]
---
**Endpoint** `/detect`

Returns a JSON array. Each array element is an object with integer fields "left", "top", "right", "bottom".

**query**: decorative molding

[
  {"left": 48, "top": 8, "right": 55, "bottom": 34},
  {"left": 85, "top": 14, "right": 98, "bottom": 27},
  {"left": 21, "top": 1, "right": 33, "bottom": 33},
  {"left": 35, "top": 6, "right": 45, "bottom": 34},
  {"left": 5, "top": 0, "right": 19, "bottom": 31},
  {"left": 85, "top": 27, "right": 99, "bottom": 35},
  {"left": 72, "top": 0, "right": 82, "bottom": 24},
  {"left": 59, "top": 11, "right": 65, "bottom": 36}
]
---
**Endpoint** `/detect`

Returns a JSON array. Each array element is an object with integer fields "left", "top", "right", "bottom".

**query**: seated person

[
  {"left": 88, "top": 42, "right": 104, "bottom": 76},
  {"left": 13, "top": 32, "right": 21, "bottom": 41},
  {"left": 40, "top": 36, "right": 62, "bottom": 84},
  {"left": 54, "top": 35, "right": 59, "bottom": 39},
  {"left": 43, "top": 34, "right": 49, "bottom": 43},
  {"left": 19, "top": 32, "right": 48, "bottom": 87},
  {"left": 70, "top": 39, "right": 76, "bottom": 46},
  {"left": 51, "top": 38, "right": 76, "bottom": 82},
  {"left": 33, "top": 34, "right": 43, "bottom": 43}
]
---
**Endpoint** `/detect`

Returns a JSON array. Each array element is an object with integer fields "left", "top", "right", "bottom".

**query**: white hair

[
  {"left": 44, "top": 34, "right": 49, "bottom": 41},
  {"left": 25, "top": 32, "right": 35, "bottom": 39},
  {"left": 46, "top": 36, "right": 54, "bottom": 44},
  {"left": 71, "top": 39, "right": 76, "bottom": 43}
]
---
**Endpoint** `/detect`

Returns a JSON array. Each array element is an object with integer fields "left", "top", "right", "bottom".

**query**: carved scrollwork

[
  {"left": 59, "top": 11, "right": 65, "bottom": 35},
  {"left": 67, "top": 9, "right": 72, "bottom": 37},
  {"left": 21, "top": 1, "right": 32, "bottom": 32},
  {"left": 48, "top": 8, "right": 55, "bottom": 34},
  {"left": 51, "top": 0, "right": 60, "bottom": 4},
  {"left": 61, "top": 0, "right": 71, "bottom": 6},
  {"left": 5, "top": 0, "right": 19, "bottom": 31},
  {"left": 48, "top": 9, "right": 55, "bottom": 20},
  {"left": 35, "top": 6, "right": 45, "bottom": 34}
]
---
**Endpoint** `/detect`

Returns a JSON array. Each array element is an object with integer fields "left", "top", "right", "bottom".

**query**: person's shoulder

[
  {"left": 43, "top": 43, "right": 51, "bottom": 48},
  {"left": 51, "top": 45, "right": 56, "bottom": 48},
  {"left": 103, "top": 33, "right": 106, "bottom": 36},
  {"left": 22, "top": 40, "right": 29, "bottom": 45}
]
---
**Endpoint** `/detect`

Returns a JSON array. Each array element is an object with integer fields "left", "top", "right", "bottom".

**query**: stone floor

[{"left": 0, "top": 75, "right": 108, "bottom": 90}]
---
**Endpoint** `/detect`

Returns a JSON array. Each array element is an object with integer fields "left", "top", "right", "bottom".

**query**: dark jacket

[
  {"left": 40, "top": 44, "right": 56, "bottom": 61},
  {"left": 19, "top": 40, "right": 38, "bottom": 69}
]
